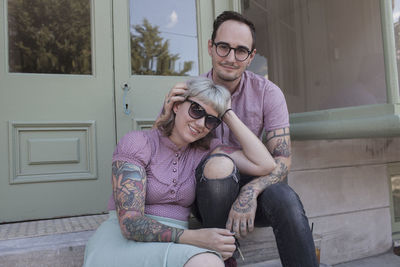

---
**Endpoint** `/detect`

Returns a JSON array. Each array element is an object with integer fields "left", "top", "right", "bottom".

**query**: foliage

[
  {"left": 8, "top": 0, "right": 91, "bottom": 74},
  {"left": 131, "top": 19, "right": 193, "bottom": 76}
]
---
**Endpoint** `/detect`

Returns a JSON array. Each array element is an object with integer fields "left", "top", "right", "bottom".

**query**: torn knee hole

[{"left": 203, "top": 155, "right": 235, "bottom": 179}]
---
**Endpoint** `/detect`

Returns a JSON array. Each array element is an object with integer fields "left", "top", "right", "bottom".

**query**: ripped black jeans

[{"left": 193, "top": 153, "right": 318, "bottom": 267}]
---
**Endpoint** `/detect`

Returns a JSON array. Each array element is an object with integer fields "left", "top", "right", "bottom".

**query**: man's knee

[
  {"left": 258, "top": 183, "right": 305, "bottom": 219},
  {"left": 203, "top": 154, "right": 235, "bottom": 179}
]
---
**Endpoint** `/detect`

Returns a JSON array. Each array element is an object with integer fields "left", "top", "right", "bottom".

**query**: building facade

[{"left": 1, "top": 0, "right": 400, "bottom": 265}]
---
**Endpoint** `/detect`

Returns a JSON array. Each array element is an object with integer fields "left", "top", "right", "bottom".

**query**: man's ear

[
  {"left": 247, "top": 48, "right": 257, "bottom": 66},
  {"left": 208, "top": 39, "right": 213, "bottom": 56}
]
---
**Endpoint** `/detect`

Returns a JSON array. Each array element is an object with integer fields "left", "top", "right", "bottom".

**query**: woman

[{"left": 83, "top": 77, "right": 276, "bottom": 267}]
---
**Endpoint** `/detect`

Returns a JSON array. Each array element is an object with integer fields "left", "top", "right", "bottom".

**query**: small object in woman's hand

[{"left": 235, "top": 238, "right": 245, "bottom": 261}]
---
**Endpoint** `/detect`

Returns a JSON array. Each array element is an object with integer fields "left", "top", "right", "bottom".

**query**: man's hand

[
  {"left": 226, "top": 185, "right": 258, "bottom": 238},
  {"left": 161, "top": 82, "right": 187, "bottom": 117}
]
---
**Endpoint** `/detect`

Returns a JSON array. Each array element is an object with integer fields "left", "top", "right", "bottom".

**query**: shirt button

[
  {"left": 175, "top": 153, "right": 179, "bottom": 157},
  {"left": 170, "top": 189, "right": 175, "bottom": 194},
  {"left": 172, "top": 161, "right": 177, "bottom": 165},
  {"left": 173, "top": 179, "right": 177, "bottom": 183},
  {"left": 173, "top": 168, "right": 177, "bottom": 172}
]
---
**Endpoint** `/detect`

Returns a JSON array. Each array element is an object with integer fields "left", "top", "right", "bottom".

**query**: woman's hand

[{"left": 180, "top": 228, "right": 236, "bottom": 260}]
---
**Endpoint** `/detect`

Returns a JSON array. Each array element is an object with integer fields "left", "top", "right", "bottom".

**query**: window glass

[
  {"left": 392, "top": 175, "right": 400, "bottom": 223},
  {"left": 242, "top": 0, "right": 387, "bottom": 113},
  {"left": 393, "top": 0, "right": 400, "bottom": 96},
  {"left": 8, "top": 0, "right": 92, "bottom": 74},
  {"left": 130, "top": 0, "right": 198, "bottom": 76}
]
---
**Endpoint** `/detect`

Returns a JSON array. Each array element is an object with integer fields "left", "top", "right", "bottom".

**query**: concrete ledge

[
  {"left": 0, "top": 230, "right": 94, "bottom": 267},
  {"left": 1, "top": 216, "right": 280, "bottom": 267}
]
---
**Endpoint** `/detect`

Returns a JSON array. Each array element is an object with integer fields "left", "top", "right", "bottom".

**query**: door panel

[{"left": 0, "top": 0, "right": 115, "bottom": 222}]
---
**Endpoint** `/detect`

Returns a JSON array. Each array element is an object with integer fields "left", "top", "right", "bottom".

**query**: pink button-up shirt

[
  {"left": 108, "top": 129, "right": 221, "bottom": 221},
  {"left": 206, "top": 70, "right": 289, "bottom": 147}
]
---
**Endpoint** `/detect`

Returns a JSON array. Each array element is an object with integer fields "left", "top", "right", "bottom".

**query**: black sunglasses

[{"left": 186, "top": 100, "right": 222, "bottom": 130}]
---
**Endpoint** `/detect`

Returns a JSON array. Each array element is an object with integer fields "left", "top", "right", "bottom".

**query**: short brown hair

[{"left": 212, "top": 11, "right": 256, "bottom": 50}]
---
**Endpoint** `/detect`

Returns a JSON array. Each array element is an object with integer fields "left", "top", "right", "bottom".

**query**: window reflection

[
  {"left": 242, "top": 0, "right": 387, "bottom": 113},
  {"left": 393, "top": 0, "right": 400, "bottom": 95},
  {"left": 130, "top": 0, "right": 198, "bottom": 76},
  {"left": 392, "top": 175, "right": 400, "bottom": 223},
  {"left": 8, "top": 0, "right": 92, "bottom": 74}
]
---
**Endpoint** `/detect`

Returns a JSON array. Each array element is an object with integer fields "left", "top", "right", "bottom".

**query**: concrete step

[{"left": 0, "top": 214, "right": 108, "bottom": 267}]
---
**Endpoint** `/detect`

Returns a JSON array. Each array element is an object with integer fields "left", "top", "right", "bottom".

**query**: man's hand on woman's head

[{"left": 161, "top": 82, "right": 188, "bottom": 117}]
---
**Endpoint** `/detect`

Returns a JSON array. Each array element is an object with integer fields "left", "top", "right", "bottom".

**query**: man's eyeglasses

[
  {"left": 213, "top": 41, "right": 253, "bottom": 62},
  {"left": 186, "top": 100, "right": 221, "bottom": 130}
]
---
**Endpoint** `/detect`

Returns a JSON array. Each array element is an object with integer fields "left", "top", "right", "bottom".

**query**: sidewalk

[
  {"left": 242, "top": 252, "right": 400, "bottom": 267},
  {"left": 1, "top": 213, "right": 399, "bottom": 267}
]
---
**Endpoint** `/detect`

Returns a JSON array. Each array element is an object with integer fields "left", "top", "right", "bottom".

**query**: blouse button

[
  {"left": 173, "top": 168, "right": 177, "bottom": 172},
  {"left": 172, "top": 161, "right": 177, "bottom": 165},
  {"left": 173, "top": 179, "right": 177, "bottom": 183},
  {"left": 175, "top": 153, "right": 179, "bottom": 157},
  {"left": 170, "top": 189, "right": 175, "bottom": 194}
]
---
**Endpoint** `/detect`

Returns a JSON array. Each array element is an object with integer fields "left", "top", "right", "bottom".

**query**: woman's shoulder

[{"left": 113, "top": 129, "right": 158, "bottom": 165}]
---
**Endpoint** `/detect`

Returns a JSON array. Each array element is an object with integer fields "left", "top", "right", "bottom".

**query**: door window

[
  {"left": 7, "top": 0, "right": 92, "bottom": 74},
  {"left": 130, "top": 0, "right": 198, "bottom": 76}
]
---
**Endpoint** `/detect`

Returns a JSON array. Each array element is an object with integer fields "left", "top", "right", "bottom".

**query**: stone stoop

[
  {"left": 0, "top": 231, "right": 93, "bottom": 267},
  {"left": 0, "top": 214, "right": 280, "bottom": 267},
  {"left": 0, "top": 214, "right": 108, "bottom": 267}
]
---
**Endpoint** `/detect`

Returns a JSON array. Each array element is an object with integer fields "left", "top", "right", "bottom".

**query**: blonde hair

[{"left": 158, "top": 77, "right": 230, "bottom": 149}]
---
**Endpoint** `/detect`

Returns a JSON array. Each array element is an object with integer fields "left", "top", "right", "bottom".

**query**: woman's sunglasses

[{"left": 186, "top": 100, "right": 222, "bottom": 130}]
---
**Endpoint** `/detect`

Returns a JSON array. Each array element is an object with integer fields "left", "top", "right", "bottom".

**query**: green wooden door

[
  {"left": 0, "top": 0, "right": 234, "bottom": 222},
  {"left": 0, "top": 0, "right": 115, "bottom": 222}
]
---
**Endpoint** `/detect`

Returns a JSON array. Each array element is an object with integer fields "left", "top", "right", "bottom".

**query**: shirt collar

[{"left": 157, "top": 129, "right": 188, "bottom": 152}]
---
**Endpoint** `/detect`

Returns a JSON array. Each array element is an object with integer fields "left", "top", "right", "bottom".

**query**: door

[
  {"left": 0, "top": 0, "right": 232, "bottom": 223},
  {"left": 0, "top": 0, "right": 115, "bottom": 222},
  {"left": 113, "top": 0, "right": 216, "bottom": 140}
]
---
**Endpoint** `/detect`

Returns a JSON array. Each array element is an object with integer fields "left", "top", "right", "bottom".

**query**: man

[{"left": 157, "top": 11, "right": 317, "bottom": 267}]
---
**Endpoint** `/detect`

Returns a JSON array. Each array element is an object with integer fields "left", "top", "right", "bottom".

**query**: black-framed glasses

[
  {"left": 213, "top": 41, "right": 253, "bottom": 61},
  {"left": 186, "top": 100, "right": 222, "bottom": 130}
]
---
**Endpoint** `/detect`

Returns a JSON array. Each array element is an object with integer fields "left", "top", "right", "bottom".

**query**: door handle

[{"left": 122, "top": 83, "right": 131, "bottom": 115}]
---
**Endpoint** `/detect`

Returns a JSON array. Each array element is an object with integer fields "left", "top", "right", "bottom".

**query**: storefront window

[
  {"left": 242, "top": 0, "right": 387, "bottom": 113},
  {"left": 393, "top": 0, "right": 400, "bottom": 96},
  {"left": 392, "top": 175, "right": 400, "bottom": 223}
]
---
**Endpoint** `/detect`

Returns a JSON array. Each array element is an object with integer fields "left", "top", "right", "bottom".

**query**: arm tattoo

[
  {"left": 122, "top": 217, "right": 184, "bottom": 242},
  {"left": 245, "top": 128, "right": 291, "bottom": 192},
  {"left": 112, "top": 161, "right": 184, "bottom": 243},
  {"left": 233, "top": 186, "right": 256, "bottom": 213},
  {"left": 272, "top": 138, "right": 290, "bottom": 157},
  {"left": 259, "top": 158, "right": 288, "bottom": 187},
  {"left": 266, "top": 128, "right": 290, "bottom": 143}
]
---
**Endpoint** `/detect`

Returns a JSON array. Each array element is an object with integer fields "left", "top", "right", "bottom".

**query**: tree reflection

[
  {"left": 131, "top": 19, "right": 193, "bottom": 76},
  {"left": 8, "top": 0, "right": 91, "bottom": 74}
]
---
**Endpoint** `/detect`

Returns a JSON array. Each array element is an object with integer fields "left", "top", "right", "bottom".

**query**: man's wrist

[{"left": 240, "top": 183, "right": 262, "bottom": 198}]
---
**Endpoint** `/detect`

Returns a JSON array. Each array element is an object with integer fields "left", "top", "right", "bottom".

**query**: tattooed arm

[
  {"left": 112, "top": 160, "right": 184, "bottom": 242},
  {"left": 214, "top": 109, "right": 276, "bottom": 176},
  {"left": 226, "top": 127, "right": 291, "bottom": 237},
  {"left": 112, "top": 160, "right": 236, "bottom": 258}
]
